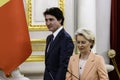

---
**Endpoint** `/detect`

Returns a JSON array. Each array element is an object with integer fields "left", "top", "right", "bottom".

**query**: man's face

[{"left": 45, "top": 14, "right": 61, "bottom": 32}]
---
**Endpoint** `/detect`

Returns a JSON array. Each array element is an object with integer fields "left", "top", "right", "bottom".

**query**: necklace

[{"left": 79, "top": 59, "right": 87, "bottom": 75}]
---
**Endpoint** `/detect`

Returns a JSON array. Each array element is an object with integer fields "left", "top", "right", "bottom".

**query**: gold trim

[
  {"left": 31, "top": 39, "right": 46, "bottom": 51},
  {"left": 0, "top": 0, "right": 10, "bottom": 7},
  {"left": 108, "top": 49, "right": 116, "bottom": 58},
  {"left": 26, "top": 0, "right": 64, "bottom": 31},
  {"left": 111, "top": 58, "right": 120, "bottom": 79},
  {"left": 31, "top": 39, "right": 46, "bottom": 43},
  {"left": 108, "top": 49, "right": 120, "bottom": 79},
  {"left": 26, "top": 55, "right": 45, "bottom": 62}
]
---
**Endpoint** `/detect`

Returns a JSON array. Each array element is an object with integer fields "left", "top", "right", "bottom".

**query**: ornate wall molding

[{"left": 25, "top": 0, "right": 64, "bottom": 31}]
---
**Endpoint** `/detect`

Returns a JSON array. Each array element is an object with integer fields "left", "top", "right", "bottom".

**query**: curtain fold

[{"left": 109, "top": 0, "right": 120, "bottom": 80}]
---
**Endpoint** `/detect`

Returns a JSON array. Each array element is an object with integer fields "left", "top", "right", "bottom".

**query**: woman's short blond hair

[{"left": 75, "top": 28, "right": 95, "bottom": 48}]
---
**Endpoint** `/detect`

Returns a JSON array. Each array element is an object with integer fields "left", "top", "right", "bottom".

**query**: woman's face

[{"left": 76, "top": 35, "right": 92, "bottom": 53}]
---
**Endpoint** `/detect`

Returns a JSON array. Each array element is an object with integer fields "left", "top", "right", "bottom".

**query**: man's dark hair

[{"left": 43, "top": 7, "right": 64, "bottom": 25}]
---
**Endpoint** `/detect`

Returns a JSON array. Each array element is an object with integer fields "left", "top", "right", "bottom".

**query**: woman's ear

[{"left": 90, "top": 40, "right": 94, "bottom": 48}]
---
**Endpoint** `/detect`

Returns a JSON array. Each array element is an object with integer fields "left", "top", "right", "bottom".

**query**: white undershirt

[{"left": 79, "top": 59, "right": 87, "bottom": 75}]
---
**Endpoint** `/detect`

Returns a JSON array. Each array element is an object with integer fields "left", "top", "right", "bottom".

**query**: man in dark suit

[{"left": 43, "top": 7, "right": 74, "bottom": 80}]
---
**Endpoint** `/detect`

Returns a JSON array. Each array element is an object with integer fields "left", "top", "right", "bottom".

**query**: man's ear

[{"left": 58, "top": 19, "right": 62, "bottom": 24}]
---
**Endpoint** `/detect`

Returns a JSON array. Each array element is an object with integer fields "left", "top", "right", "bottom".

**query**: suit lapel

[
  {"left": 46, "top": 29, "right": 64, "bottom": 58},
  {"left": 45, "top": 35, "right": 52, "bottom": 57},
  {"left": 81, "top": 52, "right": 95, "bottom": 80}
]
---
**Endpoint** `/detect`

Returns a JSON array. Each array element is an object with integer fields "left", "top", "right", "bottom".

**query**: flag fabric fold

[{"left": 0, "top": 0, "right": 32, "bottom": 75}]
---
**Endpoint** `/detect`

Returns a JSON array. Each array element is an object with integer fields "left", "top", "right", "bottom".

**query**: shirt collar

[{"left": 53, "top": 26, "right": 63, "bottom": 40}]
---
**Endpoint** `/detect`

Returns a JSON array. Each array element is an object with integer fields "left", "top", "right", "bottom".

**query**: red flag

[{"left": 0, "top": 0, "right": 32, "bottom": 75}]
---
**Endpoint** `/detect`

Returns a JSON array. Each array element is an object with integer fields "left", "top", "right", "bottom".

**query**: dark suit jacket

[{"left": 44, "top": 28, "right": 74, "bottom": 80}]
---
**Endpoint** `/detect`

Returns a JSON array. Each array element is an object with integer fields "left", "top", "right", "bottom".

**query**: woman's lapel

[{"left": 80, "top": 52, "right": 95, "bottom": 80}]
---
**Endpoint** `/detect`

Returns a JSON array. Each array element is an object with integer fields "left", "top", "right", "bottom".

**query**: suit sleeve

[{"left": 55, "top": 35, "right": 74, "bottom": 80}]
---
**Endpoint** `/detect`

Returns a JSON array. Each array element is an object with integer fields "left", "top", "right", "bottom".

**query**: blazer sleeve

[
  {"left": 96, "top": 55, "right": 109, "bottom": 80},
  {"left": 66, "top": 56, "right": 72, "bottom": 80}
]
